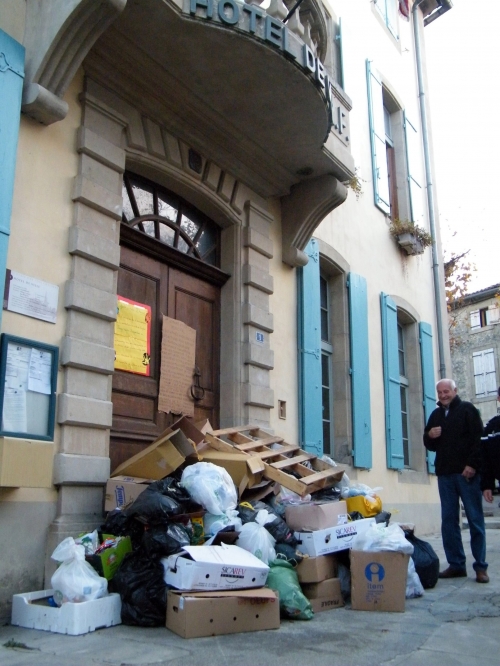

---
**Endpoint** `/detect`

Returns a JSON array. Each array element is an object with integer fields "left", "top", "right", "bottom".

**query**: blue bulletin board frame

[{"left": 0, "top": 334, "right": 58, "bottom": 441}]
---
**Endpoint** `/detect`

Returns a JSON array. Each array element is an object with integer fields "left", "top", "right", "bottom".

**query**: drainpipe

[{"left": 411, "top": 0, "right": 447, "bottom": 378}]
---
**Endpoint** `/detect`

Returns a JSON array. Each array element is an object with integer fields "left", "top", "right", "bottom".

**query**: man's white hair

[{"left": 436, "top": 378, "right": 456, "bottom": 390}]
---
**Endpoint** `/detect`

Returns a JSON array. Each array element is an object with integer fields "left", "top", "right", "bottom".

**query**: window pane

[
  {"left": 131, "top": 183, "right": 154, "bottom": 215},
  {"left": 321, "top": 353, "right": 330, "bottom": 386},
  {"left": 158, "top": 196, "right": 178, "bottom": 222},
  {"left": 320, "top": 277, "right": 328, "bottom": 309},
  {"left": 141, "top": 220, "right": 155, "bottom": 237},
  {"left": 196, "top": 227, "right": 217, "bottom": 258},
  {"left": 122, "top": 183, "right": 135, "bottom": 222},
  {"left": 400, "top": 385, "right": 407, "bottom": 412},
  {"left": 321, "top": 310, "right": 329, "bottom": 342},
  {"left": 158, "top": 222, "right": 175, "bottom": 246},
  {"left": 180, "top": 213, "right": 200, "bottom": 240},
  {"left": 323, "top": 421, "right": 331, "bottom": 455}
]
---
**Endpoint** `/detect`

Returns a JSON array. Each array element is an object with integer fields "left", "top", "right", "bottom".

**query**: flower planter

[{"left": 396, "top": 233, "right": 424, "bottom": 256}]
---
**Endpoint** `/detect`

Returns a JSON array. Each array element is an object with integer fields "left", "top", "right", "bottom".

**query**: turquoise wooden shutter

[
  {"left": 380, "top": 293, "right": 404, "bottom": 469},
  {"left": 347, "top": 273, "right": 372, "bottom": 468},
  {"left": 419, "top": 321, "right": 436, "bottom": 473},
  {"left": 404, "top": 112, "right": 425, "bottom": 225},
  {"left": 366, "top": 59, "right": 390, "bottom": 215},
  {"left": 297, "top": 239, "right": 323, "bottom": 455},
  {"left": 0, "top": 30, "right": 25, "bottom": 331}
]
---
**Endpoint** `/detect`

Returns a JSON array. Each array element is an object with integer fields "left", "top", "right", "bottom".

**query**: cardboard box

[
  {"left": 350, "top": 550, "right": 410, "bottom": 612},
  {"left": 285, "top": 500, "right": 348, "bottom": 531},
  {"left": 11, "top": 589, "right": 121, "bottom": 635},
  {"left": 111, "top": 416, "right": 206, "bottom": 479},
  {"left": 166, "top": 588, "right": 280, "bottom": 638},
  {"left": 296, "top": 554, "right": 338, "bottom": 583},
  {"left": 86, "top": 535, "right": 132, "bottom": 580},
  {"left": 0, "top": 438, "right": 54, "bottom": 488},
  {"left": 104, "top": 476, "right": 153, "bottom": 511},
  {"left": 301, "top": 578, "right": 344, "bottom": 613},
  {"left": 162, "top": 544, "right": 269, "bottom": 591},
  {"left": 195, "top": 448, "right": 265, "bottom": 494},
  {"left": 294, "top": 518, "right": 376, "bottom": 557}
]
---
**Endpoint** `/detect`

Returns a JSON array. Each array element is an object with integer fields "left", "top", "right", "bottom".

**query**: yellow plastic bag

[{"left": 346, "top": 494, "right": 382, "bottom": 517}]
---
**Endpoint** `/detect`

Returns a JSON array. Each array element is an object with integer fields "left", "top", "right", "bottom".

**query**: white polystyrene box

[{"left": 11, "top": 589, "right": 121, "bottom": 636}]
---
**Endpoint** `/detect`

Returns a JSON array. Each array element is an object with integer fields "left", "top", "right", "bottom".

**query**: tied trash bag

[
  {"left": 124, "top": 486, "right": 183, "bottom": 524},
  {"left": 236, "top": 509, "right": 276, "bottom": 564},
  {"left": 51, "top": 537, "right": 108, "bottom": 606},
  {"left": 181, "top": 462, "right": 237, "bottom": 516},
  {"left": 352, "top": 523, "right": 414, "bottom": 555},
  {"left": 404, "top": 530, "right": 440, "bottom": 589},
  {"left": 110, "top": 549, "right": 167, "bottom": 626},
  {"left": 266, "top": 560, "right": 313, "bottom": 620},
  {"left": 142, "top": 523, "right": 191, "bottom": 558}
]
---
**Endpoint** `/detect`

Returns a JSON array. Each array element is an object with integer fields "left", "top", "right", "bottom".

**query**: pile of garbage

[{"left": 41, "top": 419, "right": 440, "bottom": 636}]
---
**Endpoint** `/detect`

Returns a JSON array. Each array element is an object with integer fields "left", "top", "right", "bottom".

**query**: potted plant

[{"left": 389, "top": 218, "right": 433, "bottom": 255}]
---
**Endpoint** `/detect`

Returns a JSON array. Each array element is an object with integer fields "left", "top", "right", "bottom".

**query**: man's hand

[
  {"left": 462, "top": 465, "right": 476, "bottom": 479},
  {"left": 483, "top": 489, "right": 493, "bottom": 503},
  {"left": 428, "top": 426, "right": 442, "bottom": 439}
]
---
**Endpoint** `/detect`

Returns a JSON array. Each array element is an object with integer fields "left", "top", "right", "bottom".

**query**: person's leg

[
  {"left": 438, "top": 474, "right": 466, "bottom": 570},
  {"left": 459, "top": 474, "right": 488, "bottom": 572}
]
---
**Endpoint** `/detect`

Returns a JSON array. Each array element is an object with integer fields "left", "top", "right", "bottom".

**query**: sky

[{"left": 424, "top": 0, "right": 499, "bottom": 293}]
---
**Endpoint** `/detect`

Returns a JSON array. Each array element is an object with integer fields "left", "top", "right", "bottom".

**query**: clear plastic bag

[
  {"left": 406, "top": 558, "right": 424, "bottom": 598},
  {"left": 51, "top": 537, "right": 108, "bottom": 606},
  {"left": 351, "top": 523, "right": 414, "bottom": 555},
  {"left": 341, "top": 481, "right": 382, "bottom": 500},
  {"left": 181, "top": 462, "right": 237, "bottom": 515},
  {"left": 236, "top": 510, "right": 276, "bottom": 564}
]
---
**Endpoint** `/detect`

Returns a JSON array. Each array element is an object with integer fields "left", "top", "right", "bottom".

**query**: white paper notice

[
  {"left": 28, "top": 349, "right": 52, "bottom": 395},
  {"left": 2, "top": 389, "right": 27, "bottom": 432},
  {"left": 5, "top": 344, "right": 30, "bottom": 391},
  {"left": 6, "top": 270, "right": 58, "bottom": 324}
]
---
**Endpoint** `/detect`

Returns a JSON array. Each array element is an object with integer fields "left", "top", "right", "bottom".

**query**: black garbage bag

[
  {"left": 374, "top": 510, "right": 392, "bottom": 526},
  {"left": 147, "top": 478, "right": 201, "bottom": 512},
  {"left": 237, "top": 501, "right": 296, "bottom": 546},
  {"left": 124, "top": 488, "right": 183, "bottom": 524},
  {"left": 404, "top": 530, "right": 440, "bottom": 589},
  {"left": 265, "top": 516, "right": 298, "bottom": 547},
  {"left": 142, "top": 522, "right": 191, "bottom": 558},
  {"left": 110, "top": 549, "right": 167, "bottom": 626},
  {"left": 348, "top": 511, "right": 365, "bottom": 521},
  {"left": 101, "top": 509, "right": 144, "bottom": 549},
  {"left": 310, "top": 486, "right": 342, "bottom": 502}
]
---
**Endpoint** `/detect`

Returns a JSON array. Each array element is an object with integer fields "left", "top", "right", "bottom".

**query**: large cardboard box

[
  {"left": 296, "top": 554, "right": 338, "bottom": 583},
  {"left": 166, "top": 588, "right": 280, "bottom": 638},
  {"left": 195, "top": 448, "right": 265, "bottom": 494},
  {"left": 301, "top": 578, "right": 344, "bottom": 613},
  {"left": 104, "top": 476, "right": 153, "bottom": 511},
  {"left": 285, "top": 500, "right": 348, "bottom": 531},
  {"left": 294, "top": 518, "right": 376, "bottom": 557},
  {"left": 350, "top": 550, "right": 409, "bottom": 612},
  {"left": 111, "top": 417, "right": 206, "bottom": 479},
  {"left": 162, "top": 544, "right": 269, "bottom": 591}
]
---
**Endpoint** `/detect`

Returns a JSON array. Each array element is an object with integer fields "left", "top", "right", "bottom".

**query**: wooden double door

[{"left": 110, "top": 243, "right": 222, "bottom": 472}]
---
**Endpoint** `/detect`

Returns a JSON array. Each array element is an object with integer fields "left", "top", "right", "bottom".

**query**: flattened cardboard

[
  {"left": 162, "top": 544, "right": 269, "bottom": 591},
  {"left": 285, "top": 500, "right": 348, "bottom": 531},
  {"left": 301, "top": 577, "right": 344, "bottom": 612},
  {"left": 294, "top": 518, "right": 376, "bottom": 556},
  {"left": 104, "top": 476, "right": 152, "bottom": 512},
  {"left": 158, "top": 316, "right": 196, "bottom": 417},
  {"left": 350, "top": 550, "right": 409, "bottom": 612},
  {"left": 166, "top": 588, "right": 280, "bottom": 638},
  {"left": 111, "top": 417, "right": 206, "bottom": 479},
  {"left": 0, "top": 438, "right": 54, "bottom": 488},
  {"left": 296, "top": 554, "right": 339, "bottom": 583}
]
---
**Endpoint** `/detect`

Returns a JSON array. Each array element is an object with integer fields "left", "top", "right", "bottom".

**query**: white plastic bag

[
  {"left": 236, "top": 510, "right": 276, "bottom": 564},
  {"left": 341, "top": 481, "right": 382, "bottom": 500},
  {"left": 181, "top": 462, "right": 237, "bottom": 515},
  {"left": 50, "top": 537, "right": 108, "bottom": 606},
  {"left": 406, "top": 558, "right": 424, "bottom": 598},
  {"left": 204, "top": 509, "right": 243, "bottom": 536},
  {"left": 351, "top": 523, "right": 414, "bottom": 555}
]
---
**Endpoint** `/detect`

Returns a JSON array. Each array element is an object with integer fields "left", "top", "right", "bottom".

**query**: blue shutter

[
  {"left": 380, "top": 293, "right": 404, "bottom": 469},
  {"left": 419, "top": 321, "right": 436, "bottom": 473},
  {"left": 366, "top": 59, "right": 391, "bottom": 215},
  {"left": 404, "top": 112, "right": 425, "bottom": 225},
  {"left": 0, "top": 30, "right": 25, "bottom": 331},
  {"left": 348, "top": 273, "right": 372, "bottom": 468},
  {"left": 297, "top": 239, "right": 323, "bottom": 455}
]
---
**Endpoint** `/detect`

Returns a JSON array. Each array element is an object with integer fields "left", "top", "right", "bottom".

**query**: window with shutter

[
  {"left": 419, "top": 321, "right": 436, "bottom": 474},
  {"left": 404, "top": 113, "right": 425, "bottom": 225},
  {"left": 473, "top": 349, "right": 497, "bottom": 397},
  {"left": 366, "top": 60, "right": 391, "bottom": 215}
]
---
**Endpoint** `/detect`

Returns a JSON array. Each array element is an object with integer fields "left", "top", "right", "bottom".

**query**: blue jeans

[{"left": 438, "top": 473, "right": 488, "bottom": 572}]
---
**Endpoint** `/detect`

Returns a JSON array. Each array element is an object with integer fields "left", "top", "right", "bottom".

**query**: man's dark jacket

[
  {"left": 423, "top": 395, "right": 484, "bottom": 476},
  {"left": 481, "top": 414, "right": 500, "bottom": 492}
]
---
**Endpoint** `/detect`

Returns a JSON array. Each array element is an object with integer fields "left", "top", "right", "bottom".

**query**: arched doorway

[{"left": 110, "top": 172, "right": 229, "bottom": 472}]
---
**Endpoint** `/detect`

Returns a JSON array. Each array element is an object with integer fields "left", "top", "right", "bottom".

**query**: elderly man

[{"left": 423, "top": 378, "right": 488, "bottom": 583}]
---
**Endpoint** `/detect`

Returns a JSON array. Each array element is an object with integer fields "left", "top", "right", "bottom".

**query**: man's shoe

[
  {"left": 476, "top": 570, "right": 489, "bottom": 583},
  {"left": 438, "top": 566, "right": 467, "bottom": 579}
]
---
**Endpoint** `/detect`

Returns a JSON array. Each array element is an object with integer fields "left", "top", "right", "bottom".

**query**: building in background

[
  {"left": 449, "top": 284, "right": 500, "bottom": 423},
  {"left": 0, "top": 0, "right": 452, "bottom": 618}
]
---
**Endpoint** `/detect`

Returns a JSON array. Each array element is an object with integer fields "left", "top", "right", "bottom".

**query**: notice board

[
  {"left": 158, "top": 316, "right": 196, "bottom": 417},
  {"left": 114, "top": 297, "right": 151, "bottom": 376}
]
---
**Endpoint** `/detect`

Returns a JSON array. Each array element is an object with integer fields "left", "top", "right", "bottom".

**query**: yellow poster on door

[{"left": 114, "top": 297, "right": 151, "bottom": 375}]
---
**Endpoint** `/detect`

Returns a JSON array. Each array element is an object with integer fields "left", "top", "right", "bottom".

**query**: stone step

[{"left": 463, "top": 516, "right": 500, "bottom": 530}]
